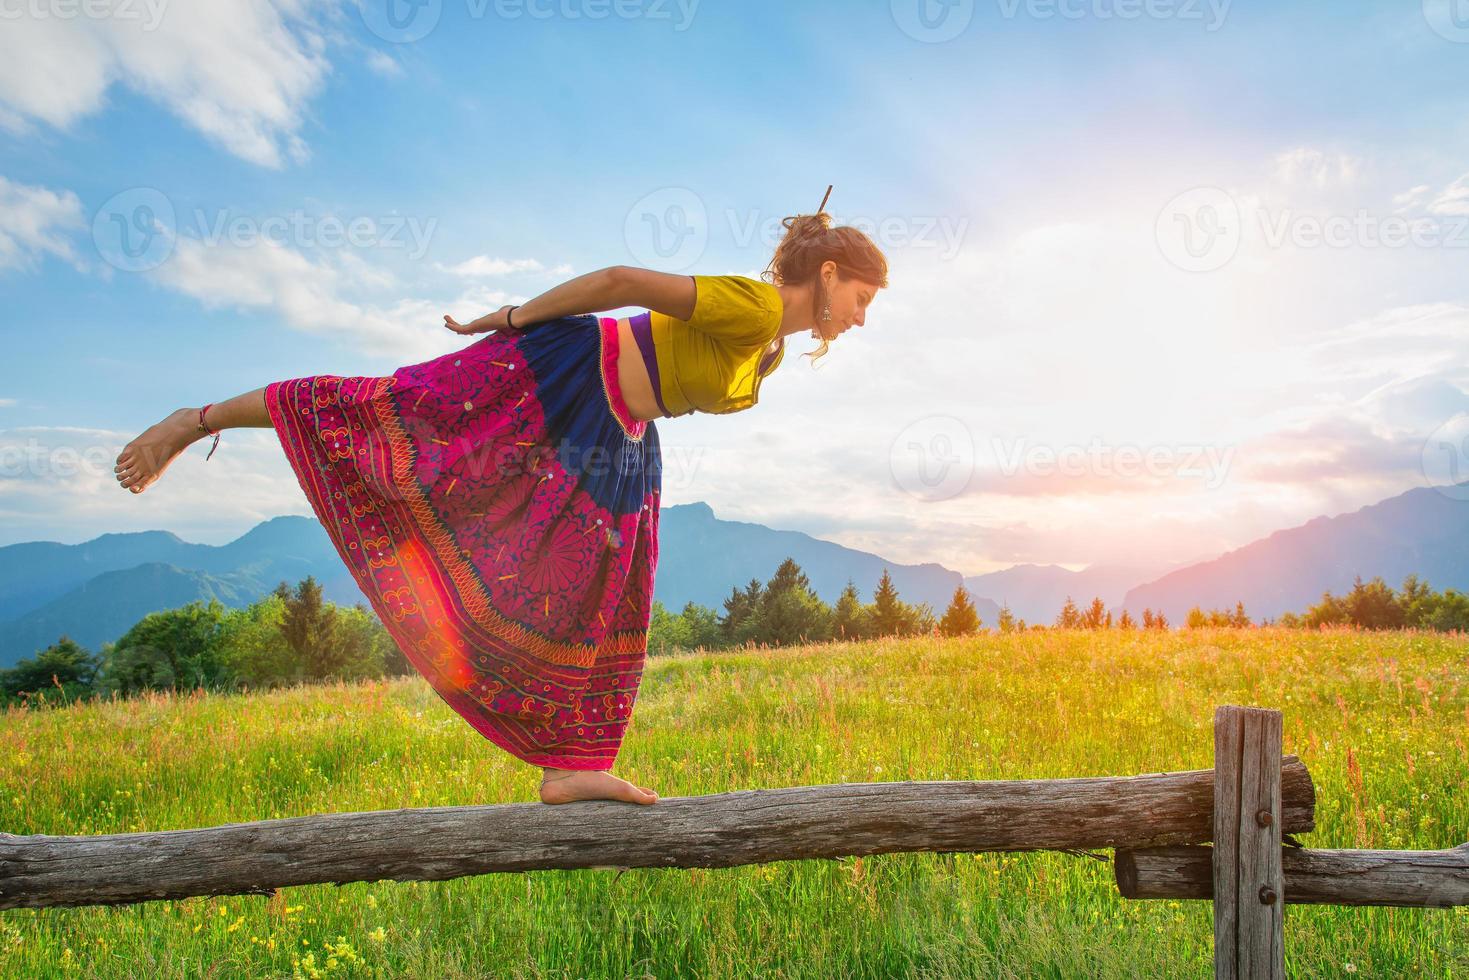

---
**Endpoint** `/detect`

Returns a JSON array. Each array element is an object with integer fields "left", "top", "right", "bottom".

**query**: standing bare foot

[
  {"left": 540, "top": 768, "right": 659, "bottom": 805},
  {"left": 115, "top": 407, "right": 207, "bottom": 494}
]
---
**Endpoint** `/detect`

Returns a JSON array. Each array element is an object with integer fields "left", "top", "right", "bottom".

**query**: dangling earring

[{"left": 821, "top": 304, "right": 832, "bottom": 321}]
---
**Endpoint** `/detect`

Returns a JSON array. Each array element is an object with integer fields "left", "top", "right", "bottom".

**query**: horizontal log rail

[
  {"left": 1, "top": 759, "right": 1315, "bottom": 910},
  {"left": 1116, "top": 843, "right": 1469, "bottom": 908},
  {"left": 6, "top": 701, "right": 1459, "bottom": 979}
]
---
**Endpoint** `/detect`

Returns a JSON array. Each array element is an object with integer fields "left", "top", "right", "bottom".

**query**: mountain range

[{"left": 2, "top": 483, "right": 1465, "bottom": 668}]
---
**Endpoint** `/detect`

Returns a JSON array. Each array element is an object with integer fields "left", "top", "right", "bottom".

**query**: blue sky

[{"left": 3, "top": 1, "right": 1469, "bottom": 577}]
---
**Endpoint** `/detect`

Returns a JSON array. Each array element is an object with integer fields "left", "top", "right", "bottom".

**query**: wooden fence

[{"left": 1, "top": 705, "right": 1464, "bottom": 978}]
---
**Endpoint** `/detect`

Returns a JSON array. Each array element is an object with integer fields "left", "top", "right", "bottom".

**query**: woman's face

[{"left": 813, "top": 268, "right": 879, "bottom": 342}]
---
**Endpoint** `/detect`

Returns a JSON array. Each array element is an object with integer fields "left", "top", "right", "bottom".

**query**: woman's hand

[{"left": 443, "top": 305, "right": 520, "bottom": 335}]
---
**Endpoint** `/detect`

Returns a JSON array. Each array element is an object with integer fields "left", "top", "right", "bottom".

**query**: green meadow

[{"left": 2, "top": 627, "right": 1466, "bottom": 978}]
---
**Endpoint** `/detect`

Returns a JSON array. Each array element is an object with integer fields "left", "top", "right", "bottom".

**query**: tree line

[
  {"left": 5, "top": 564, "right": 1465, "bottom": 710},
  {"left": 0, "top": 577, "right": 409, "bottom": 709},
  {"left": 648, "top": 560, "right": 987, "bottom": 653}
]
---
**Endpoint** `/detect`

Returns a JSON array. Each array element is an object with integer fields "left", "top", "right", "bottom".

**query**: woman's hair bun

[{"left": 759, "top": 202, "right": 889, "bottom": 368}]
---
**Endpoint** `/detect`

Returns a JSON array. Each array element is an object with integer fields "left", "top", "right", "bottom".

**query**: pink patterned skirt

[{"left": 264, "top": 314, "right": 661, "bottom": 770}]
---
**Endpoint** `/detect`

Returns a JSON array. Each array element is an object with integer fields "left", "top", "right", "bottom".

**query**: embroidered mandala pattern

[{"left": 264, "top": 315, "right": 661, "bottom": 770}]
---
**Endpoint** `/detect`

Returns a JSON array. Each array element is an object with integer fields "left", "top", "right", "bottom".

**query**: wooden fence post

[{"left": 1213, "top": 705, "right": 1285, "bottom": 980}]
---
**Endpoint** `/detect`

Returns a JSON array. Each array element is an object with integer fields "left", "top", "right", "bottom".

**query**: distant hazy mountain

[
  {"left": 0, "top": 504, "right": 995, "bottom": 669},
  {"left": 0, "top": 516, "right": 369, "bottom": 669},
  {"left": 1121, "top": 484, "right": 1469, "bottom": 623},
  {"left": 655, "top": 501, "right": 999, "bottom": 621},
  {"left": 0, "top": 563, "right": 262, "bottom": 666},
  {"left": 962, "top": 560, "right": 1195, "bottom": 625}
]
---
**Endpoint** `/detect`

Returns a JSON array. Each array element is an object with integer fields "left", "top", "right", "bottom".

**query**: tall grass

[{"left": 2, "top": 627, "right": 1466, "bottom": 978}]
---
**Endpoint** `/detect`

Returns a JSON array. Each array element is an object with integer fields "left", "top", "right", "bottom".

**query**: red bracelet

[{"left": 197, "top": 403, "right": 221, "bottom": 461}]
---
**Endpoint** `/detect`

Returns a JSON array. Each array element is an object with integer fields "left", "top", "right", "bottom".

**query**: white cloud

[
  {"left": 0, "top": 176, "right": 86, "bottom": 272},
  {"left": 1272, "top": 147, "right": 1362, "bottom": 189},
  {"left": 365, "top": 50, "right": 402, "bottom": 77},
  {"left": 440, "top": 256, "right": 574, "bottom": 278},
  {"left": 0, "top": 1, "right": 335, "bottom": 168},
  {"left": 0, "top": 423, "right": 322, "bottom": 547},
  {"left": 1426, "top": 174, "right": 1469, "bottom": 217},
  {"left": 148, "top": 236, "right": 531, "bottom": 364},
  {"left": 1392, "top": 184, "right": 1433, "bottom": 213}
]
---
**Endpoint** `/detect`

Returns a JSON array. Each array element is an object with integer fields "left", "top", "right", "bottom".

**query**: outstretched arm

[{"left": 443, "top": 266, "right": 698, "bottom": 335}]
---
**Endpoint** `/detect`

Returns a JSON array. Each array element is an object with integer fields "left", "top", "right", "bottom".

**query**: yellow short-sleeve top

[{"left": 646, "top": 274, "right": 786, "bottom": 416}]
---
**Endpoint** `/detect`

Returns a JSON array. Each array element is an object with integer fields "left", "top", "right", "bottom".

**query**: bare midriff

[
  {"left": 613, "top": 316, "right": 664, "bottom": 423},
  {"left": 613, "top": 314, "right": 784, "bottom": 422}
]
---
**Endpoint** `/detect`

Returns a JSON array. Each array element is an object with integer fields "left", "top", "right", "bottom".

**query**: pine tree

[
  {"left": 1082, "top": 597, "right": 1107, "bottom": 629},
  {"left": 273, "top": 577, "right": 354, "bottom": 680},
  {"left": 938, "top": 585, "right": 981, "bottom": 637},
  {"left": 870, "top": 568, "right": 906, "bottom": 637},
  {"left": 758, "top": 558, "right": 832, "bottom": 646},
  {"left": 832, "top": 579, "right": 868, "bottom": 641},
  {"left": 1055, "top": 595, "right": 1082, "bottom": 628},
  {"left": 1117, "top": 609, "right": 1136, "bottom": 630},
  {"left": 720, "top": 578, "right": 765, "bottom": 643},
  {"left": 997, "top": 602, "right": 1016, "bottom": 634}
]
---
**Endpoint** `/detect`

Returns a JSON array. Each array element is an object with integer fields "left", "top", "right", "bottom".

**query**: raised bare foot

[
  {"left": 115, "top": 407, "right": 206, "bottom": 494},
  {"left": 539, "top": 768, "right": 659, "bottom": 805}
]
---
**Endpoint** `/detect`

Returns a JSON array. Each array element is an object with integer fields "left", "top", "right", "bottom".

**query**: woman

[{"left": 111, "top": 202, "right": 888, "bottom": 806}]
